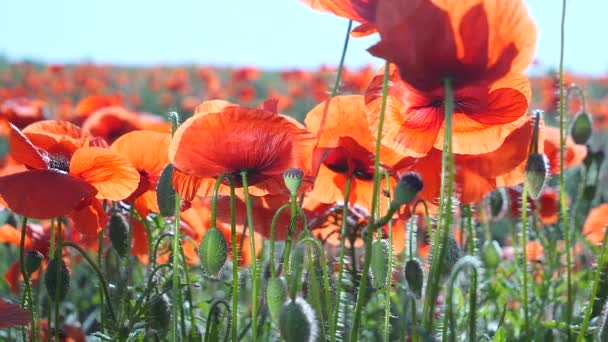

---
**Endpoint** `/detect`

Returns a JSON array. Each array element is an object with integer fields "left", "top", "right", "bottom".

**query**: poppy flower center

[
  {"left": 49, "top": 154, "right": 70, "bottom": 172},
  {"left": 324, "top": 150, "right": 374, "bottom": 181}
]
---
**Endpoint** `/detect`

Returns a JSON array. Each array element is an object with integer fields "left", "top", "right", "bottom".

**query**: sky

[{"left": 0, "top": 0, "right": 606, "bottom": 75}]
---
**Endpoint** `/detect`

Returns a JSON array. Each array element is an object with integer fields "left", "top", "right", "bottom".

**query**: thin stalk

[
  {"left": 240, "top": 171, "right": 259, "bottom": 342},
  {"left": 171, "top": 189, "right": 182, "bottom": 341},
  {"left": 330, "top": 177, "right": 352, "bottom": 341},
  {"left": 46, "top": 218, "right": 55, "bottom": 342},
  {"left": 577, "top": 225, "right": 608, "bottom": 341},
  {"left": 98, "top": 228, "right": 105, "bottom": 333},
  {"left": 423, "top": 77, "right": 455, "bottom": 330},
  {"left": 521, "top": 181, "right": 530, "bottom": 340},
  {"left": 53, "top": 219, "right": 63, "bottom": 342},
  {"left": 464, "top": 205, "right": 477, "bottom": 342},
  {"left": 282, "top": 194, "right": 299, "bottom": 278},
  {"left": 330, "top": 20, "right": 353, "bottom": 98},
  {"left": 19, "top": 217, "right": 35, "bottom": 342},
  {"left": 229, "top": 180, "right": 238, "bottom": 342},
  {"left": 558, "top": 0, "right": 573, "bottom": 338},
  {"left": 179, "top": 244, "right": 195, "bottom": 340},
  {"left": 349, "top": 62, "right": 390, "bottom": 341},
  {"left": 383, "top": 170, "right": 394, "bottom": 342},
  {"left": 269, "top": 204, "right": 292, "bottom": 277}
]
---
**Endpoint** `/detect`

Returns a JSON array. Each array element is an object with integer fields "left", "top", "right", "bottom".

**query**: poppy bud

[
  {"left": 391, "top": 172, "right": 423, "bottom": 210},
  {"left": 371, "top": 239, "right": 390, "bottom": 289},
  {"left": 44, "top": 258, "right": 70, "bottom": 302},
  {"left": 570, "top": 112, "right": 593, "bottom": 145},
  {"left": 524, "top": 153, "right": 549, "bottom": 199},
  {"left": 108, "top": 213, "right": 130, "bottom": 258},
  {"left": 279, "top": 297, "right": 318, "bottom": 342},
  {"left": 486, "top": 189, "right": 507, "bottom": 219},
  {"left": 283, "top": 167, "right": 304, "bottom": 195},
  {"left": 199, "top": 227, "right": 228, "bottom": 278},
  {"left": 404, "top": 259, "right": 424, "bottom": 299},
  {"left": 157, "top": 163, "right": 177, "bottom": 217},
  {"left": 481, "top": 240, "right": 502, "bottom": 269},
  {"left": 149, "top": 294, "right": 171, "bottom": 335},
  {"left": 25, "top": 250, "right": 44, "bottom": 276},
  {"left": 442, "top": 236, "right": 463, "bottom": 278},
  {"left": 266, "top": 277, "right": 287, "bottom": 325}
]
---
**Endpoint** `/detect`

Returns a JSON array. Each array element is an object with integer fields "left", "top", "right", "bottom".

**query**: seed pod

[
  {"left": 391, "top": 172, "right": 423, "bottom": 210},
  {"left": 570, "top": 112, "right": 593, "bottom": 145},
  {"left": 279, "top": 297, "right": 318, "bottom": 342},
  {"left": 283, "top": 167, "right": 304, "bottom": 195},
  {"left": 524, "top": 153, "right": 548, "bottom": 199},
  {"left": 266, "top": 277, "right": 287, "bottom": 325},
  {"left": 404, "top": 259, "right": 424, "bottom": 299},
  {"left": 44, "top": 258, "right": 70, "bottom": 302},
  {"left": 199, "top": 227, "right": 228, "bottom": 278},
  {"left": 24, "top": 250, "right": 44, "bottom": 275},
  {"left": 156, "top": 163, "right": 177, "bottom": 217},
  {"left": 481, "top": 240, "right": 502, "bottom": 269},
  {"left": 149, "top": 294, "right": 171, "bottom": 335},
  {"left": 371, "top": 239, "right": 390, "bottom": 289},
  {"left": 108, "top": 213, "right": 130, "bottom": 258}
]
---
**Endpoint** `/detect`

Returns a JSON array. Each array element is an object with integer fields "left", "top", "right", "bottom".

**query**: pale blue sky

[{"left": 0, "top": 0, "right": 605, "bottom": 74}]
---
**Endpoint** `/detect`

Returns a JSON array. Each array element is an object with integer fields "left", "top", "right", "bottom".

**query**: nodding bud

[
  {"left": 44, "top": 258, "right": 70, "bottom": 302},
  {"left": 279, "top": 297, "right": 318, "bottom": 342},
  {"left": 391, "top": 172, "right": 423, "bottom": 210},
  {"left": 486, "top": 189, "right": 507, "bottom": 220},
  {"left": 149, "top": 294, "right": 171, "bottom": 335},
  {"left": 525, "top": 153, "right": 549, "bottom": 199},
  {"left": 570, "top": 112, "right": 593, "bottom": 145},
  {"left": 404, "top": 259, "right": 424, "bottom": 299},
  {"left": 108, "top": 213, "right": 130, "bottom": 258},
  {"left": 481, "top": 240, "right": 502, "bottom": 269},
  {"left": 25, "top": 250, "right": 44, "bottom": 275},
  {"left": 156, "top": 163, "right": 177, "bottom": 217},
  {"left": 266, "top": 277, "right": 287, "bottom": 325},
  {"left": 283, "top": 167, "right": 304, "bottom": 195},
  {"left": 199, "top": 227, "right": 228, "bottom": 278},
  {"left": 371, "top": 239, "right": 390, "bottom": 289}
]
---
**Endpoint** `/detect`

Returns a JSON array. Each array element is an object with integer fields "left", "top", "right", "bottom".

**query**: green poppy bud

[
  {"left": 524, "top": 153, "right": 548, "bottom": 199},
  {"left": 149, "top": 294, "right": 171, "bottom": 335},
  {"left": 404, "top": 259, "right": 424, "bottom": 299},
  {"left": 279, "top": 297, "right": 318, "bottom": 342},
  {"left": 44, "top": 258, "right": 70, "bottom": 302},
  {"left": 157, "top": 163, "right": 177, "bottom": 217},
  {"left": 486, "top": 188, "right": 507, "bottom": 219},
  {"left": 391, "top": 172, "right": 423, "bottom": 210},
  {"left": 481, "top": 240, "right": 502, "bottom": 269},
  {"left": 24, "top": 250, "right": 44, "bottom": 275},
  {"left": 108, "top": 213, "right": 130, "bottom": 258},
  {"left": 570, "top": 112, "right": 593, "bottom": 145},
  {"left": 371, "top": 239, "right": 390, "bottom": 289},
  {"left": 284, "top": 167, "right": 304, "bottom": 195},
  {"left": 266, "top": 277, "right": 287, "bottom": 325},
  {"left": 199, "top": 227, "right": 228, "bottom": 278}
]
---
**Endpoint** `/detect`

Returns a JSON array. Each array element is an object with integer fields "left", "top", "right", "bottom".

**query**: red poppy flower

[
  {"left": 366, "top": 64, "right": 531, "bottom": 157},
  {"left": 75, "top": 94, "right": 122, "bottom": 119},
  {"left": 169, "top": 101, "right": 315, "bottom": 199},
  {"left": 542, "top": 126, "right": 587, "bottom": 174},
  {"left": 536, "top": 188, "right": 560, "bottom": 225},
  {"left": 368, "top": 0, "right": 536, "bottom": 92},
  {"left": 0, "top": 121, "right": 140, "bottom": 236},
  {"left": 0, "top": 98, "right": 46, "bottom": 128},
  {"left": 82, "top": 106, "right": 171, "bottom": 144},
  {"left": 0, "top": 298, "right": 30, "bottom": 328},
  {"left": 583, "top": 204, "right": 608, "bottom": 245},
  {"left": 300, "top": 0, "right": 377, "bottom": 36}
]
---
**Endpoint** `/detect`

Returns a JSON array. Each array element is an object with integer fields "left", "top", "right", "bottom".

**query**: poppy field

[{"left": 1, "top": 0, "right": 608, "bottom": 341}]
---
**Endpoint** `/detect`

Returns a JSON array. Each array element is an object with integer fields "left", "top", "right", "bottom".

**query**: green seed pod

[
  {"left": 44, "top": 258, "right": 70, "bottom": 302},
  {"left": 24, "top": 250, "right": 44, "bottom": 275},
  {"left": 371, "top": 239, "right": 390, "bottom": 289},
  {"left": 570, "top": 111, "right": 593, "bottom": 145},
  {"left": 404, "top": 259, "right": 424, "bottom": 299},
  {"left": 149, "top": 294, "right": 171, "bottom": 335},
  {"left": 283, "top": 167, "right": 304, "bottom": 195},
  {"left": 481, "top": 240, "right": 502, "bottom": 269},
  {"left": 279, "top": 297, "right": 318, "bottom": 342},
  {"left": 391, "top": 172, "right": 423, "bottom": 210},
  {"left": 524, "top": 153, "right": 548, "bottom": 199},
  {"left": 157, "top": 163, "right": 177, "bottom": 217},
  {"left": 266, "top": 277, "right": 287, "bottom": 325},
  {"left": 199, "top": 227, "right": 228, "bottom": 278},
  {"left": 108, "top": 213, "right": 130, "bottom": 258}
]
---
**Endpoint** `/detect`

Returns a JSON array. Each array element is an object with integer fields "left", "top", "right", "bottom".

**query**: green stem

[
  {"left": 330, "top": 20, "right": 353, "bottom": 97},
  {"left": 19, "top": 217, "right": 35, "bottom": 342},
  {"left": 521, "top": 181, "right": 530, "bottom": 341},
  {"left": 240, "top": 171, "right": 259, "bottom": 342},
  {"left": 229, "top": 180, "right": 238, "bottom": 342},
  {"left": 54, "top": 219, "right": 63, "bottom": 342},
  {"left": 46, "top": 218, "right": 55, "bottom": 342},
  {"left": 179, "top": 243, "right": 195, "bottom": 340},
  {"left": 269, "top": 204, "right": 291, "bottom": 277},
  {"left": 558, "top": 0, "right": 573, "bottom": 339},
  {"left": 171, "top": 189, "right": 182, "bottom": 341},
  {"left": 383, "top": 170, "right": 394, "bottom": 342},
  {"left": 282, "top": 194, "right": 299, "bottom": 278},
  {"left": 577, "top": 225, "right": 608, "bottom": 341},
  {"left": 98, "top": 228, "right": 105, "bottom": 333},
  {"left": 349, "top": 62, "right": 390, "bottom": 342},
  {"left": 62, "top": 241, "right": 117, "bottom": 322},
  {"left": 464, "top": 205, "right": 477, "bottom": 342}
]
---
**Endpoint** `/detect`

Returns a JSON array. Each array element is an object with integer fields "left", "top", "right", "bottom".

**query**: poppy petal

[
  {"left": 8, "top": 123, "right": 49, "bottom": 169},
  {"left": 70, "top": 200, "right": 108, "bottom": 236},
  {"left": 70, "top": 147, "right": 140, "bottom": 201},
  {"left": 0, "top": 297, "right": 31, "bottom": 327}
]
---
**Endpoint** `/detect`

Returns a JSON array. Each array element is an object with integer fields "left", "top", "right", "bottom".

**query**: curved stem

[
  {"left": 558, "top": 0, "right": 573, "bottom": 338},
  {"left": 350, "top": 62, "right": 390, "bottom": 341},
  {"left": 240, "top": 171, "right": 259, "bottom": 342},
  {"left": 62, "top": 241, "right": 117, "bottom": 322},
  {"left": 269, "top": 203, "right": 292, "bottom": 277},
  {"left": 204, "top": 300, "right": 231, "bottom": 342},
  {"left": 441, "top": 257, "right": 480, "bottom": 342}
]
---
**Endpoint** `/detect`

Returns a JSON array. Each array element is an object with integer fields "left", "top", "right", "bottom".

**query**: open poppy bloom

[
  {"left": 305, "top": 95, "right": 404, "bottom": 211},
  {"left": 368, "top": 0, "right": 536, "bottom": 92},
  {"left": 0, "top": 121, "right": 140, "bottom": 236},
  {"left": 582, "top": 204, "right": 608, "bottom": 245},
  {"left": 75, "top": 94, "right": 122, "bottom": 120},
  {"left": 110, "top": 130, "right": 172, "bottom": 218},
  {"left": 300, "top": 0, "right": 377, "bottom": 36},
  {"left": 169, "top": 101, "right": 315, "bottom": 200},
  {"left": 366, "top": 64, "right": 532, "bottom": 157},
  {"left": 82, "top": 106, "right": 171, "bottom": 144},
  {"left": 0, "top": 97, "right": 47, "bottom": 128},
  {"left": 0, "top": 297, "right": 31, "bottom": 328},
  {"left": 542, "top": 126, "right": 587, "bottom": 174}
]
